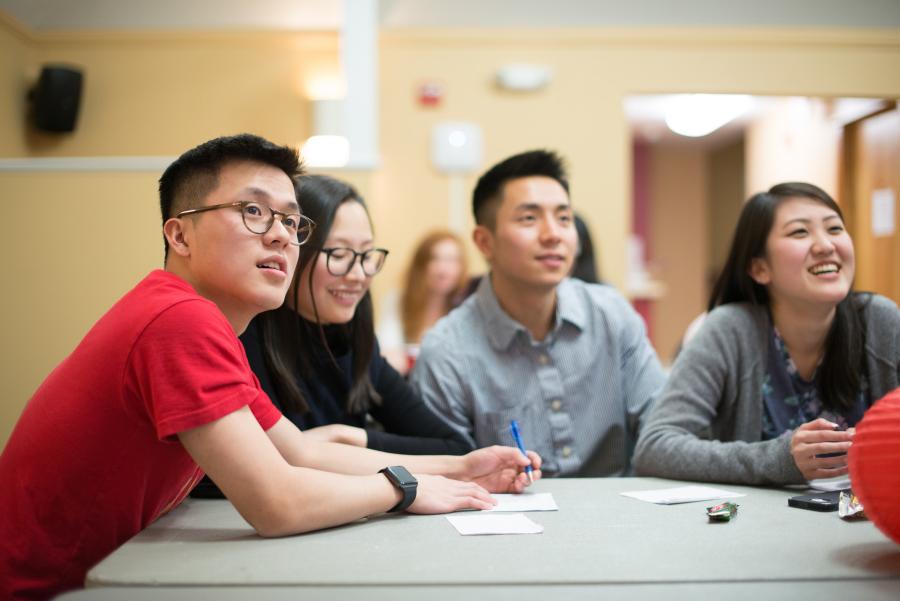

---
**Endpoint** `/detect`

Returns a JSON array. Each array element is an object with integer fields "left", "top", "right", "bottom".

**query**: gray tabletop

[
  {"left": 86, "top": 478, "right": 900, "bottom": 588},
  {"left": 60, "top": 581, "right": 900, "bottom": 601}
]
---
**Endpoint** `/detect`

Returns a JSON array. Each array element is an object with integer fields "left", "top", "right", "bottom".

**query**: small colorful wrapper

[
  {"left": 838, "top": 490, "right": 867, "bottom": 521},
  {"left": 706, "top": 502, "right": 739, "bottom": 522}
]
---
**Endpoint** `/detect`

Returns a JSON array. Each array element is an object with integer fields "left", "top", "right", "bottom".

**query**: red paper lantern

[{"left": 849, "top": 387, "right": 900, "bottom": 545}]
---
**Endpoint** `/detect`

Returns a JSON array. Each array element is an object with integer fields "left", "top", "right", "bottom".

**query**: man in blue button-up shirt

[{"left": 411, "top": 150, "right": 666, "bottom": 476}]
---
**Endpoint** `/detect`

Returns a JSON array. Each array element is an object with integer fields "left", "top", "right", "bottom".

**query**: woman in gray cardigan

[{"left": 634, "top": 182, "right": 900, "bottom": 485}]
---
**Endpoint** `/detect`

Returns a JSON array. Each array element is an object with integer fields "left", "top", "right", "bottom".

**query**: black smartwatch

[{"left": 379, "top": 466, "right": 417, "bottom": 513}]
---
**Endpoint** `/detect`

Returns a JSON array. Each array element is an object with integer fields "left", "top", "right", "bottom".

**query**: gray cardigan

[{"left": 634, "top": 295, "right": 900, "bottom": 485}]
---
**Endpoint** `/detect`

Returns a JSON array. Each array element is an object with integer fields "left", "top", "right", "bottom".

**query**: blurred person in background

[
  {"left": 378, "top": 230, "right": 469, "bottom": 374},
  {"left": 571, "top": 213, "right": 600, "bottom": 284}
]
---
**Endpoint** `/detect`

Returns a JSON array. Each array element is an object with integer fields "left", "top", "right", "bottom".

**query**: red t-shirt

[{"left": 0, "top": 270, "right": 282, "bottom": 600}]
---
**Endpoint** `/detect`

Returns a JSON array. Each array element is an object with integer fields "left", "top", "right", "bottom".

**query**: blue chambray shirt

[{"left": 410, "top": 275, "right": 667, "bottom": 476}]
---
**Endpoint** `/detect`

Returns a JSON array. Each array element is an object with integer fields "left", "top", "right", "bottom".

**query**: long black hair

[
  {"left": 256, "top": 175, "right": 380, "bottom": 416},
  {"left": 708, "top": 182, "right": 869, "bottom": 412},
  {"left": 571, "top": 213, "right": 600, "bottom": 284}
]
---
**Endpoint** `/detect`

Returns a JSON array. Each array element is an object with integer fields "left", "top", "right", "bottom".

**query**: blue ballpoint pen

[{"left": 509, "top": 420, "right": 534, "bottom": 485}]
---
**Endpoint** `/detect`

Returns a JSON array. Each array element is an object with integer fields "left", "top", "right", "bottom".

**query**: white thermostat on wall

[{"left": 431, "top": 121, "right": 483, "bottom": 174}]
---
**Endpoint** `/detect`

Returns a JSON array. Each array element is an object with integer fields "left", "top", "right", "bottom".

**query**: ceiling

[{"left": 1, "top": 0, "right": 899, "bottom": 32}]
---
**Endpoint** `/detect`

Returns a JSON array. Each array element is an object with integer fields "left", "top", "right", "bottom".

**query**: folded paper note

[
  {"left": 621, "top": 485, "right": 746, "bottom": 505},
  {"left": 485, "top": 493, "right": 558, "bottom": 512},
  {"left": 446, "top": 513, "right": 544, "bottom": 535}
]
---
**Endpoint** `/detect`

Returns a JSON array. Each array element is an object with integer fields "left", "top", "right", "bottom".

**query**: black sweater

[
  {"left": 241, "top": 317, "right": 472, "bottom": 455},
  {"left": 190, "top": 317, "right": 472, "bottom": 499}
]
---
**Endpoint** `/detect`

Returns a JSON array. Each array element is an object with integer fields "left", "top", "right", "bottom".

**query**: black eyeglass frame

[
  {"left": 175, "top": 201, "right": 315, "bottom": 246},
  {"left": 319, "top": 247, "right": 390, "bottom": 276}
]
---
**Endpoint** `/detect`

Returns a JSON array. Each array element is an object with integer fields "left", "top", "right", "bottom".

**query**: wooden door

[{"left": 844, "top": 106, "right": 900, "bottom": 303}]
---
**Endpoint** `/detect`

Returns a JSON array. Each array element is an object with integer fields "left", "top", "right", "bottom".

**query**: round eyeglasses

[
  {"left": 320, "top": 247, "right": 389, "bottom": 276},
  {"left": 176, "top": 201, "right": 315, "bottom": 246}
]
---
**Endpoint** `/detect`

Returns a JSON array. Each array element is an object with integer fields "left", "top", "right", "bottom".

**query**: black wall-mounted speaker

[{"left": 31, "top": 66, "right": 83, "bottom": 133}]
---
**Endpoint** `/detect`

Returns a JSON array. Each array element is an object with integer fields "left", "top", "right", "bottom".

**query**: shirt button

[
  {"left": 538, "top": 354, "right": 549, "bottom": 365},
  {"left": 550, "top": 399, "right": 562, "bottom": 411},
  {"left": 562, "top": 446, "right": 572, "bottom": 457}
]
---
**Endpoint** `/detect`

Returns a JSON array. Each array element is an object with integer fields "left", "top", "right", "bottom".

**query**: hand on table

[
  {"left": 458, "top": 445, "right": 543, "bottom": 493},
  {"left": 406, "top": 474, "right": 496, "bottom": 513},
  {"left": 790, "top": 418, "right": 854, "bottom": 481}
]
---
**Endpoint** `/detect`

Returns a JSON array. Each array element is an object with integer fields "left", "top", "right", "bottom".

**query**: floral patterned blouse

[{"left": 761, "top": 326, "right": 869, "bottom": 440}]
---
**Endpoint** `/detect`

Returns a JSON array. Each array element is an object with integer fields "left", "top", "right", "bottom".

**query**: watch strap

[{"left": 379, "top": 466, "right": 417, "bottom": 513}]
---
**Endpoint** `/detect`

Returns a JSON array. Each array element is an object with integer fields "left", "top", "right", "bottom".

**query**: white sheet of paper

[
  {"left": 446, "top": 513, "right": 544, "bottom": 535},
  {"left": 621, "top": 485, "right": 746, "bottom": 505},
  {"left": 485, "top": 493, "right": 558, "bottom": 512},
  {"left": 809, "top": 475, "right": 851, "bottom": 492}
]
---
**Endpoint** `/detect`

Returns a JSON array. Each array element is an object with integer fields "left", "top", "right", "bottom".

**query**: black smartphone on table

[{"left": 787, "top": 490, "right": 844, "bottom": 512}]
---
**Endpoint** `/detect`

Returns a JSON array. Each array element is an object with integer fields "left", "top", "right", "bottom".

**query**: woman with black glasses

[{"left": 243, "top": 175, "right": 472, "bottom": 456}]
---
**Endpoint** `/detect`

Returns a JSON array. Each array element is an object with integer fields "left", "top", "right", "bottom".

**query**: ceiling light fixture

[{"left": 664, "top": 94, "right": 752, "bottom": 137}]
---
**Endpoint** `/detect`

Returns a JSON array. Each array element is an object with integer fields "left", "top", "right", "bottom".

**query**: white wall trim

[{"left": 0, "top": 156, "right": 176, "bottom": 172}]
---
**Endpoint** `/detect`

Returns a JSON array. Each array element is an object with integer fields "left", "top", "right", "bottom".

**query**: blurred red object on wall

[
  {"left": 418, "top": 82, "right": 443, "bottom": 107},
  {"left": 849, "top": 387, "right": 900, "bottom": 545}
]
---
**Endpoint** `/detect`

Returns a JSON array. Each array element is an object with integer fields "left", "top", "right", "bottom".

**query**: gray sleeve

[
  {"left": 409, "top": 336, "right": 477, "bottom": 449},
  {"left": 633, "top": 308, "right": 804, "bottom": 485},
  {"left": 865, "top": 294, "right": 900, "bottom": 390}
]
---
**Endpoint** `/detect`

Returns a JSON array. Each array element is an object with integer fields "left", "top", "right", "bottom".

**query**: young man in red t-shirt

[{"left": 0, "top": 134, "right": 541, "bottom": 600}]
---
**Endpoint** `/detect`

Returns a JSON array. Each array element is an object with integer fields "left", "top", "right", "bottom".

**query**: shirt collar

[{"left": 476, "top": 275, "right": 587, "bottom": 351}]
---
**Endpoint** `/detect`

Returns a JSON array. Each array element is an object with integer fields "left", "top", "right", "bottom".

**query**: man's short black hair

[
  {"left": 158, "top": 133, "right": 302, "bottom": 257},
  {"left": 472, "top": 149, "right": 569, "bottom": 228}
]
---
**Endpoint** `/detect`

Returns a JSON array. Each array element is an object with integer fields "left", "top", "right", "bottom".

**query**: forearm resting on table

[
  {"left": 178, "top": 410, "right": 402, "bottom": 537},
  {"left": 301, "top": 423, "right": 368, "bottom": 447},
  {"left": 269, "top": 417, "right": 463, "bottom": 477},
  {"left": 252, "top": 468, "right": 402, "bottom": 537}
]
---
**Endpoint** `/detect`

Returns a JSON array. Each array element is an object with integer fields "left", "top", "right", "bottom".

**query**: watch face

[{"left": 385, "top": 466, "right": 416, "bottom": 486}]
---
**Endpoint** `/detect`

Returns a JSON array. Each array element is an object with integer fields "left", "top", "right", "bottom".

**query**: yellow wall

[
  {"left": 648, "top": 145, "right": 708, "bottom": 363},
  {"left": 0, "top": 12, "right": 31, "bottom": 156},
  {"left": 745, "top": 97, "right": 842, "bottom": 199},
  {"left": 3, "top": 19, "right": 900, "bottom": 447},
  {"left": 24, "top": 31, "right": 339, "bottom": 156},
  {"left": 0, "top": 171, "right": 162, "bottom": 446},
  {"left": 373, "top": 27, "right": 900, "bottom": 300}
]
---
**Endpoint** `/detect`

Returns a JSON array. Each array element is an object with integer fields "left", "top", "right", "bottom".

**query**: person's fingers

[
  {"left": 510, "top": 466, "right": 543, "bottom": 491},
  {"left": 499, "top": 445, "right": 532, "bottom": 467},
  {"left": 457, "top": 482, "right": 495, "bottom": 509},
  {"left": 508, "top": 472, "right": 528, "bottom": 493},
  {"left": 807, "top": 465, "right": 850, "bottom": 480},
  {"left": 459, "top": 495, "right": 495, "bottom": 511},
  {"left": 794, "top": 450, "right": 850, "bottom": 480},
  {"left": 810, "top": 454, "right": 850, "bottom": 470},
  {"left": 794, "top": 440, "right": 852, "bottom": 459},
  {"left": 811, "top": 441, "right": 853, "bottom": 455},
  {"left": 526, "top": 450, "right": 542, "bottom": 470},
  {"left": 409, "top": 476, "right": 500, "bottom": 514},
  {"left": 798, "top": 417, "right": 839, "bottom": 431},
  {"left": 795, "top": 429, "right": 853, "bottom": 445},
  {"left": 470, "top": 480, "right": 492, "bottom": 497}
]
